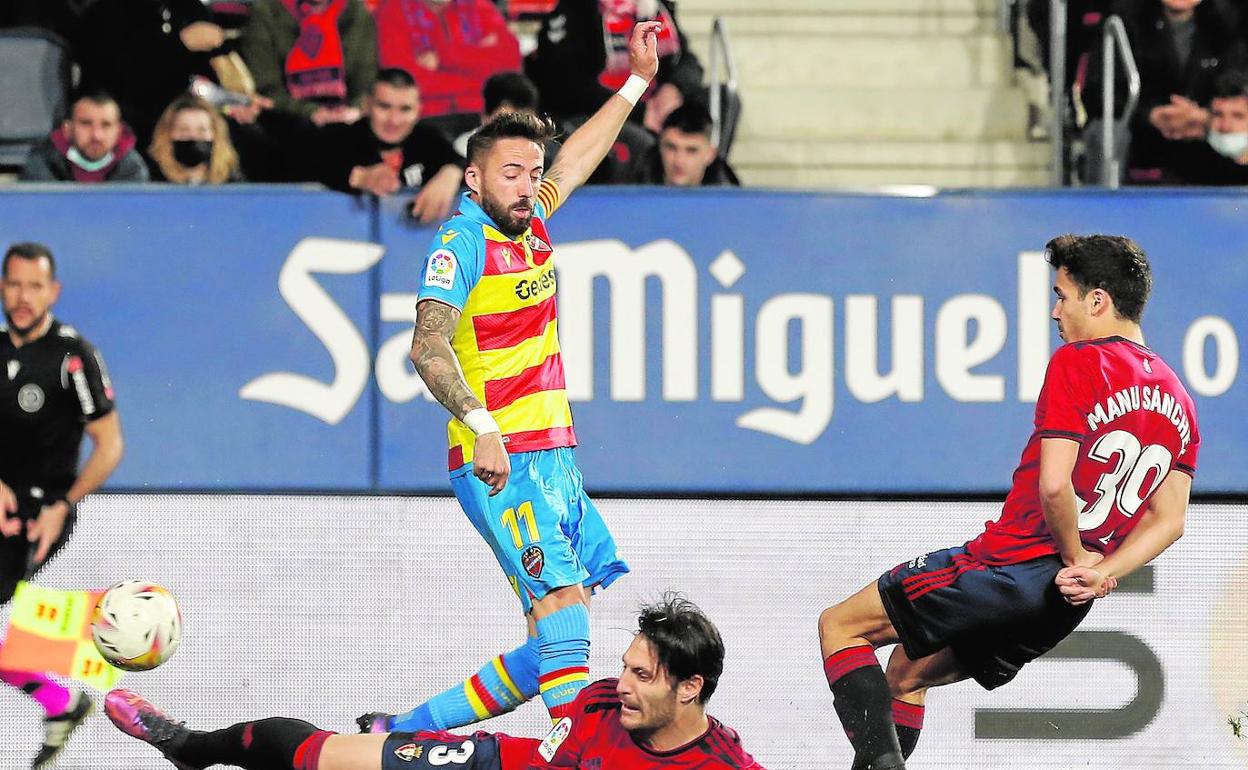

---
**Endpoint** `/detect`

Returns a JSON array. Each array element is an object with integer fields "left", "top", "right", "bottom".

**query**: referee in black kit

[{"left": 1, "top": 241, "right": 123, "bottom": 769}]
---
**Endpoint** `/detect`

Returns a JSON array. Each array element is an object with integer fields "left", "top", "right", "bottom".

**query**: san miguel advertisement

[{"left": 1, "top": 187, "right": 1243, "bottom": 493}]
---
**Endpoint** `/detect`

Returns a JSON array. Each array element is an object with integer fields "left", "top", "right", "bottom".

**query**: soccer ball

[{"left": 91, "top": 581, "right": 182, "bottom": 672}]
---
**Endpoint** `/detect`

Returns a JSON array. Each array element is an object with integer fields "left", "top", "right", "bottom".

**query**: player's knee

[
  {"left": 532, "top": 583, "right": 588, "bottom": 616},
  {"left": 817, "top": 603, "right": 848, "bottom": 643},
  {"left": 884, "top": 665, "right": 921, "bottom": 699}
]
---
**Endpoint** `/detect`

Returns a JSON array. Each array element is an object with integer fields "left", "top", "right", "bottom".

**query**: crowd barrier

[
  {"left": 0, "top": 185, "right": 1243, "bottom": 493},
  {"left": 0, "top": 495, "right": 1244, "bottom": 769}
]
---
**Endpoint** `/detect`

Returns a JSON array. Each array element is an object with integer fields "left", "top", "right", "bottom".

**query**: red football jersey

[
  {"left": 495, "top": 679, "right": 764, "bottom": 770},
  {"left": 967, "top": 337, "right": 1200, "bottom": 565}
]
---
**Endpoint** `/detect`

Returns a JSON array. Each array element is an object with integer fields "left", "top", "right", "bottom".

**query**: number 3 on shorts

[
  {"left": 500, "top": 500, "right": 540, "bottom": 549},
  {"left": 428, "top": 740, "right": 475, "bottom": 766}
]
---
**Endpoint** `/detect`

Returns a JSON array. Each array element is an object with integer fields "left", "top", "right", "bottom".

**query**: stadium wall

[
  {"left": 0, "top": 495, "right": 1245, "bottom": 769},
  {"left": 0, "top": 186, "right": 1243, "bottom": 495}
]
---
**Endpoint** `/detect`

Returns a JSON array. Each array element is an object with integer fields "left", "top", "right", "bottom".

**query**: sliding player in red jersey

[
  {"left": 816, "top": 235, "right": 1200, "bottom": 769},
  {"left": 104, "top": 595, "right": 764, "bottom": 770}
]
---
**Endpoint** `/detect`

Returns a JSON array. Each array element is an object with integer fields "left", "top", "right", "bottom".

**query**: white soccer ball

[{"left": 91, "top": 581, "right": 182, "bottom": 672}]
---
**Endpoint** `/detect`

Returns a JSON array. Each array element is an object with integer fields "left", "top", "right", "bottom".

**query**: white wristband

[
  {"left": 463, "top": 408, "right": 501, "bottom": 436},
  {"left": 617, "top": 74, "right": 649, "bottom": 107}
]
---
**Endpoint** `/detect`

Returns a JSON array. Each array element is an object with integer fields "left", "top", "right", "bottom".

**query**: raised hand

[{"left": 629, "top": 21, "right": 662, "bottom": 82}]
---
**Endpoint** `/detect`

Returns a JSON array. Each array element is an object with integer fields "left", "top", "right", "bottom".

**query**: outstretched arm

[
  {"left": 409, "top": 299, "right": 510, "bottom": 494},
  {"left": 543, "top": 21, "right": 661, "bottom": 200}
]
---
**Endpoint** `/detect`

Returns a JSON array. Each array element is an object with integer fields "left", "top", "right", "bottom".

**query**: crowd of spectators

[
  {"left": 1026, "top": 0, "right": 1248, "bottom": 185},
  {"left": 0, "top": 0, "right": 739, "bottom": 200}
]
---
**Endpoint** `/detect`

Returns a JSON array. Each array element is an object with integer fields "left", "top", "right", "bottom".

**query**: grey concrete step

[
  {"left": 681, "top": 11, "right": 997, "bottom": 36},
  {"left": 729, "top": 138, "right": 1048, "bottom": 168},
  {"left": 685, "top": 33, "right": 1013, "bottom": 87},
  {"left": 738, "top": 165, "right": 1051, "bottom": 188},
  {"left": 735, "top": 87, "right": 1030, "bottom": 141},
  {"left": 678, "top": 0, "right": 998, "bottom": 13}
]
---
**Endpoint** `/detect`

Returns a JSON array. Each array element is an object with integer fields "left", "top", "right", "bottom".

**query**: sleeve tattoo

[{"left": 410, "top": 301, "right": 483, "bottom": 420}]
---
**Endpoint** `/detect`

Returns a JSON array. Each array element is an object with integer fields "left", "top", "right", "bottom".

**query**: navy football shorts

[
  {"left": 381, "top": 731, "right": 501, "bottom": 770},
  {"left": 877, "top": 545, "right": 1091, "bottom": 690}
]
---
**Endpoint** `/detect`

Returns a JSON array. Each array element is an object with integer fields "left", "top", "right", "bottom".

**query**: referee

[{"left": 1, "top": 241, "right": 123, "bottom": 769}]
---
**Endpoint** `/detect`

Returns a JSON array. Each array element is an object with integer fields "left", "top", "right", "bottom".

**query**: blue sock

[
  {"left": 535, "top": 603, "right": 592, "bottom": 721},
  {"left": 390, "top": 637, "right": 541, "bottom": 732}
]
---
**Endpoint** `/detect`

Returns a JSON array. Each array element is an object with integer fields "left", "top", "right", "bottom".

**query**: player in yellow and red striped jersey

[{"left": 351, "top": 21, "right": 664, "bottom": 737}]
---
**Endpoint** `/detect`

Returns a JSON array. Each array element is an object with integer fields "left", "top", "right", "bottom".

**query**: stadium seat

[{"left": 0, "top": 27, "right": 72, "bottom": 171}]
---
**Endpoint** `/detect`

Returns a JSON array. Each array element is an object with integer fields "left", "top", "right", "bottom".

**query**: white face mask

[
  {"left": 66, "top": 145, "right": 115, "bottom": 172},
  {"left": 1207, "top": 129, "right": 1248, "bottom": 159}
]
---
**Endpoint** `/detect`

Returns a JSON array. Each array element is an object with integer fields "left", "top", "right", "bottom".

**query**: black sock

[
  {"left": 174, "top": 718, "right": 329, "bottom": 769},
  {"left": 824, "top": 646, "right": 905, "bottom": 770},
  {"left": 891, "top": 698, "right": 924, "bottom": 759}
]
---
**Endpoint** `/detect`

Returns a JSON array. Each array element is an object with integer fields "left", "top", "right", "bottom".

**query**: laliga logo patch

[
  {"left": 425, "top": 249, "right": 456, "bottom": 289},
  {"left": 18, "top": 383, "right": 44, "bottom": 413},
  {"left": 521, "top": 545, "right": 545, "bottom": 578},
  {"left": 537, "top": 717, "right": 573, "bottom": 761},
  {"left": 393, "top": 743, "right": 423, "bottom": 762}
]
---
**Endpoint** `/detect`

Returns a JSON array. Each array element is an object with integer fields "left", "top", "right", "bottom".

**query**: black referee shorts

[{"left": 1, "top": 495, "right": 78, "bottom": 605}]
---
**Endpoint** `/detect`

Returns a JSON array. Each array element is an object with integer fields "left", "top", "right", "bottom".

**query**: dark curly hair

[
  {"left": 636, "top": 593, "right": 725, "bottom": 704},
  {"left": 1045, "top": 234, "right": 1152, "bottom": 323},
  {"left": 466, "top": 110, "right": 558, "bottom": 166}
]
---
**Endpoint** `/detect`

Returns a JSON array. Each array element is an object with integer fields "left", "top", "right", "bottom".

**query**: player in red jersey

[
  {"left": 103, "top": 595, "right": 764, "bottom": 770},
  {"left": 816, "top": 235, "right": 1200, "bottom": 770}
]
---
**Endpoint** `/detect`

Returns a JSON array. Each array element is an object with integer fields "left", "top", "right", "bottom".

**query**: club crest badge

[
  {"left": 18, "top": 383, "right": 44, "bottom": 413},
  {"left": 521, "top": 545, "right": 545, "bottom": 578}
]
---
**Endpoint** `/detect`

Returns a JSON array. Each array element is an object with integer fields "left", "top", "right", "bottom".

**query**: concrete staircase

[{"left": 678, "top": 0, "right": 1049, "bottom": 188}]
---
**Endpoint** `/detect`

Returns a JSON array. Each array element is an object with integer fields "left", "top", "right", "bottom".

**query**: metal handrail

[
  {"left": 708, "top": 16, "right": 739, "bottom": 153},
  {"left": 1049, "top": 0, "right": 1067, "bottom": 186},
  {"left": 1100, "top": 15, "right": 1140, "bottom": 188}
]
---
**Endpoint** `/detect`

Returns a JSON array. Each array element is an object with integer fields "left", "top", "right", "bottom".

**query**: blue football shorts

[
  {"left": 877, "top": 544, "right": 1092, "bottom": 690},
  {"left": 451, "top": 446, "right": 629, "bottom": 613}
]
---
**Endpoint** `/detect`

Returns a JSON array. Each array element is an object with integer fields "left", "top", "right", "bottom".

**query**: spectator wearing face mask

[
  {"left": 147, "top": 94, "right": 244, "bottom": 184},
  {"left": 1168, "top": 69, "right": 1248, "bottom": 183},
  {"left": 1083, "top": 0, "right": 1248, "bottom": 184},
  {"left": 19, "top": 90, "right": 150, "bottom": 183}
]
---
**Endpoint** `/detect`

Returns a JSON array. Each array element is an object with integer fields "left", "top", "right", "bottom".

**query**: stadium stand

[
  {"left": 0, "top": 28, "right": 72, "bottom": 173},
  {"left": 679, "top": 0, "right": 1049, "bottom": 187}
]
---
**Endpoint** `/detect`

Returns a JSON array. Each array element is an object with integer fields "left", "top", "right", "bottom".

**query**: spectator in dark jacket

[
  {"left": 73, "top": 0, "right": 226, "bottom": 150},
  {"left": 19, "top": 90, "right": 150, "bottom": 182},
  {"left": 1084, "top": 0, "right": 1248, "bottom": 183},
  {"left": 451, "top": 72, "right": 559, "bottom": 166},
  {"left": 239, "top": 0, "right": 378, "bottom": 126},
  {"left": 303, "top": 69, "right": 465, "bottom": 222},
  {"left": 525, "top": 0, "right": 702, "bottom": 124},
  {"left": 626, "top": 102, "right": 738, "bottom": 186},
  {"left": 1168, "top": 69, "right": 1248, "bottom": 183}
]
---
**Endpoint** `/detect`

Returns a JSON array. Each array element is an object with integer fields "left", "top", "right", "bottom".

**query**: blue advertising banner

[
  {"left": 0, "top": 186, "right": 376, "bottom": 488},
  {"left": 1, "top": 186, "right": 1243, "bottom": 493},
  {"left": 375, "top": 189, "right": 1246, "bottom": 493}
]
